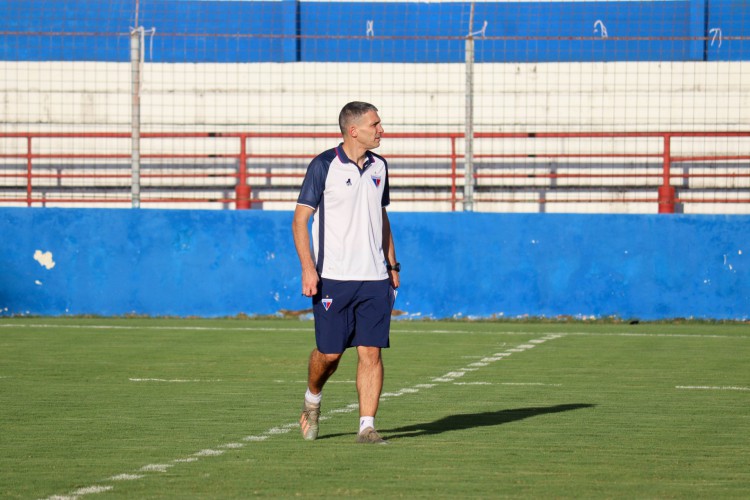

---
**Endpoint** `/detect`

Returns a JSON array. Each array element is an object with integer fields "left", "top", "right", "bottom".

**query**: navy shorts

[{"left": 312, "top": 278, "right": 395, "bottom": 354}]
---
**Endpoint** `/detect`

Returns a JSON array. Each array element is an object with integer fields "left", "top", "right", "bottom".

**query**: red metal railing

[{"left": 1, "top": 131, "right": 749, "bottom": 212}]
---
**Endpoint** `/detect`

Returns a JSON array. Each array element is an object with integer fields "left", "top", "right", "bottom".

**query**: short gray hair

[{"left": 338, "top": 101, "right": 378, "bottom": 135}]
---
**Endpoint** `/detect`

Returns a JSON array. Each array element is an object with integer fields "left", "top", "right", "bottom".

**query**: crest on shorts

[
  {"left": 322, "top": 297, "right": 333, "bottom": 311},
  {"left": 371, "top": 175, "right": 382, "bottom": 187}
]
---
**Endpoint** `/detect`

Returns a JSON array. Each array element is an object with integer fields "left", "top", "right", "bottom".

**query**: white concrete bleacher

[{"left": 1, "top": 61, "right": 749, "bottom": 213}]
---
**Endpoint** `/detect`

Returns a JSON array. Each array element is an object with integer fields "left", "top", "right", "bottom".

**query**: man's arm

[
  {"left": 382, "top": 208, "right": 400, "bottom": 289},
  {"left": 292, "top": 204, "right": 319, "bottom": 297}
]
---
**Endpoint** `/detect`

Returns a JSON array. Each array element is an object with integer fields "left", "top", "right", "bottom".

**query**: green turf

[{"left": 1, "top": 319, "right": 748, "bottom": 499}]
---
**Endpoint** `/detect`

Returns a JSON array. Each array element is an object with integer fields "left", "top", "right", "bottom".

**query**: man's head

[{"left": 339, "top": 101, "right": 383, "bottom": 151}]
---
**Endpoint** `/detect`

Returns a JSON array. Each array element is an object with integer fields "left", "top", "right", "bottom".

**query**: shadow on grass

[
  {"left": 382, "top": 403, "right": 596, "bottom": 440},
  {"left": 319, "top": 403, "right": 595, "bottom": 441}
]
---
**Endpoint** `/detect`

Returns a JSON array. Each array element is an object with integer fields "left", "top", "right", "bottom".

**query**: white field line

[
  {"left": 109, "top": 474, "right": 143, "bottom": 481},
  {"left": 3, "top": 323, "right": 748, "bottom": 339},
  {"left": 38, "top": 332, "right": 564, "bottom": 500},
  {"left": 283, "top": 379, "right": 356, "bottom": 384},
  {"left": 676, "top": 385, "right": 750, "bottom": 392},
  {"left": 139, "top": 464, "right": 172, "bottom": 473},
  {"left": 44, "top": 486, "right": 113, "bottom": 500},
  {"left": 566, "top": 332, "right": 748, "bottom": 339},
  {"left": 0, "top": 324, "right": 314, "bottom": 333},
  {"left": 500, "top": 382, "right": 563, "bottom": 386},
  {"left": 454, "top": 382, "right": 562, "bottom": 387},
  {"left": 129, "top": 378, "right": 223, "bottom": 383}
]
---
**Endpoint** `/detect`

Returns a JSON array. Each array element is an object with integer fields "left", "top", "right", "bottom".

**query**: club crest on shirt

[
  {"left": 322, "top": 297, "right": 333, "bottom": 311},
  {"left": 371, "top": 175, "right": 382, "bottom": 187}
]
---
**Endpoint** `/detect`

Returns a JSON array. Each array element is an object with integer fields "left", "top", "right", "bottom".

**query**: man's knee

[
  {"left": 311, "top": 349, "right": 343, "bottom": 367},
  {"left": 356, "top": 346, "right": 382, "bottom": 365}
]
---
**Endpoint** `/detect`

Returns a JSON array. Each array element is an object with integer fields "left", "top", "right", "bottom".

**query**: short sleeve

[
  {"left": 296, "top": 153, "right": 331, "bottom": 209},
  {"left": 381, "top": 159, "right": 390, "bottom": 207}
]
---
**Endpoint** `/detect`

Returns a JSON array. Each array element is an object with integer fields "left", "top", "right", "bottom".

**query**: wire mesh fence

[{"left": 1, "top": 0, "right": 749, "bottom": 213}]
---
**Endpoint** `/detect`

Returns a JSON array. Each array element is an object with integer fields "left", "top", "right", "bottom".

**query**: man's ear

[{"left": 349, "top": 125, "right": 358, "bottom": 138}]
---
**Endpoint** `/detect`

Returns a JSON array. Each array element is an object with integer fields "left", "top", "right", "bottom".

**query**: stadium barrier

[
  {"left": 1, "top": 207, "right": 748, "bottom": 320},
  {"left": 1, "top": 131, "right": 749, "bottom": 214}
]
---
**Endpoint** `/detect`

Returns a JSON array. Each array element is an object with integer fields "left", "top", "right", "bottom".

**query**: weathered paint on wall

[{"left": 1, "top": 208, "right": 747, "bottom": 319}]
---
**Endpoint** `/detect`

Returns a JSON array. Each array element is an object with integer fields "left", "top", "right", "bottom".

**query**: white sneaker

[
  {"left": 299, "top": 401, "right": 320, "bottom": 441},
  {"left": 356, "top": 427, "right": 388, "bottom": 444}
]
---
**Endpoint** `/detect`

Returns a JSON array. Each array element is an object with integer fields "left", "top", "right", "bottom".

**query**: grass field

[{"left": 1, "top": 318, "right": 749, "bottom": 499}]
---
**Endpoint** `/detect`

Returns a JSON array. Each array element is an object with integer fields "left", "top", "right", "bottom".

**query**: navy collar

[{"left": 336, "top": 143, "right": 374, "bottom": 170}]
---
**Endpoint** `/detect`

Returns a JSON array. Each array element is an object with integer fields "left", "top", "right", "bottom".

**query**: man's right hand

[{"left": 301, "top": 267, "right": 319, "bottom": 297}]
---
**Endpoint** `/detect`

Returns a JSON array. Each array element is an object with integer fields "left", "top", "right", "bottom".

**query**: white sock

[
  {"left": 305, "top": 389, "right": 322, "bottom": 405},
  {"left": 359, "top": 416, "right": 375, "bottom": 434}
]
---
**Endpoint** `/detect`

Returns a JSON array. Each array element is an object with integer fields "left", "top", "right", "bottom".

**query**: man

[{"left": 292, "top": 101, "right": 400, "bottom": 445}]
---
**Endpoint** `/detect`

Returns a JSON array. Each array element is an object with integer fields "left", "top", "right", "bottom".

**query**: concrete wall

[
  {"left": 1, "top": 207, "right": 747, "bottom": 320},
  {"left": 2, "top": 61, "right": 749, "bottom": 133}
]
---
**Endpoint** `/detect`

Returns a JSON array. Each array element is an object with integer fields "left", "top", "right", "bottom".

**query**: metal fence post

[
  {"left": 26, "top": 136, "right": 33, "bottom": 207},
  {"left": 130, "top": 28, "right": 142, "bottom": 209},
  {"left": 658, "top": 134, "right": 676, "bottom": 213},
  {"left": 236, "top": 135, "right": 251, "bottom": 209},
  {"left": 464, "top": 5, "right": 475, "bottom": 212}
]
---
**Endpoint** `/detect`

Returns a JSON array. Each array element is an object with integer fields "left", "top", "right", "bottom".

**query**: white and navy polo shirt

[{"left": 297, "top": 143, "right": 390, "bottom": 281}]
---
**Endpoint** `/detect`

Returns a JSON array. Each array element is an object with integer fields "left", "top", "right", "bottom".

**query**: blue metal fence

[{"left": 1, "top": 1, "right": 746, "bottom": 62}]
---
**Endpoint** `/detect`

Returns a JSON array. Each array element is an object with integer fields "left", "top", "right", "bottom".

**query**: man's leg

[
  {"left": 308, "top": 348, "right": 342, "bottom": 393},
  {"left": 356, "top": 346, "right": 387, "bottom": 443},
  {"left": 300, "top": 348, "right": 342, "bottom": 441},
  {"left": 356, "top": 346, "right": 383, "bottom": 416}
]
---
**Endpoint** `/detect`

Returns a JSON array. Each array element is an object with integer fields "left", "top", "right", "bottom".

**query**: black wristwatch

[{"left": 386, "top": 262, "right": 401, "bottom": 272}]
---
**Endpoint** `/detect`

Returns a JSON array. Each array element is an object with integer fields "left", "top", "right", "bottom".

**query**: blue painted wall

[
  {"left": 1, "top": 208, "right": 748, "bottom": 320},
  {"left": 301, "top": 0, "right": 696, "bottom": 63},
  {"left": 0, "top": 0, "right": 746, "bottom": 62}
]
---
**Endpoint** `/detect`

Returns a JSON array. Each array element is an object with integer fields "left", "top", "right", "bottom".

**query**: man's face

[{"left": 353, "top": 110, "right": 384, "bottom": 150}]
